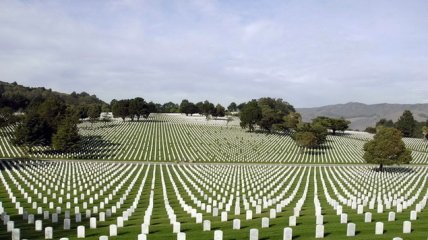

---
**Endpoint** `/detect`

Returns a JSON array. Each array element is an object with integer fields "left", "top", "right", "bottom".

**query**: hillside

[
  {"left": 298, "top": 102, "right": 428, "bottom": 130},
  {"left": 0, "top": 80, "right": 106, "bottom": 111}
]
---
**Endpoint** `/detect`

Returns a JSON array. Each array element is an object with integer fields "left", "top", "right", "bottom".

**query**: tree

[
  {"left": 201, "top": 100, "right": 215, "bottom": 119},
  {"left": 227, "top": 102, "right": 237, "bottom": 112},
  {"left": 52, "top": 117, "right": 80, "bottom": 152},
  {"left": 257, "top": 98, "right": 295, "bottom": 132},
  {"left": 395, "top": 110, "right": 416, "bottom": 137},
  {"left": 112, "top": 99, "right": 129, "bottom": 121},
  {"left": 13, "top": 112, "right": 54, "bottom": 152},
  {"left": 365, "top": 127, "right": 377, "bottom": 134},
  {"left": 363, "top": 127, "right": 412, "bottom": 171},
  {"left": 161, "top": 102, "right": 179, "bottom": 113},
  {"left": 87, "top": 104, "right": 101, "bottom": 127},
  {"left": 213, "top": 104, "right": 225, "bottom": 118},
  {"left": 239, "top": 100, "right": 262, "bottom": 132},
  {"left": 180, "top": 99, "right": 198, "bottom": 116},
  {"left": 0, "top": 107, "right": 20, "bottom": 128},
  {"left": 275, "top": 112, "right": 302, "bottom": 134},
  {"left": 423, "top": 126, "right": 428, "bottom": 148},
  {"left": 294, "top": 131, "right": 318, "bottom": 153},
  {"left": 129, "top": 97, "right": 147, "bottom": 121},
  {"left": 292, "top": 123, "right": 327, "bottom": 148},
  {"left": 312, "top": 116, "right": 350, "bottom": 135},
  {"left": 376, "top": 119, "right": 394, "bottom": 128}
]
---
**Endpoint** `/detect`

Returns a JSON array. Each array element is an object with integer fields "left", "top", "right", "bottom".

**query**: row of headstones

[
  {"left": 1, "top": 217, "right": 416, "bottom": 239},
  {"left": 171, "top": 164, "right": 306, "bottom": 220},
  {"left": 320, "top": 166, "right": 423, "bottom": 219},
  {"left": 0, "top": 160, "right": 133, "bottom": 218},
  {"left": 1, "top": 163, "right": 151, "bottom": 239},
  {"left": 325, "top": 166, "right": 426, "bottom": 210}
]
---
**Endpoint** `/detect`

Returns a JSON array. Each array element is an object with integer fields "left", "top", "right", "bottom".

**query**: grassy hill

[{"left": 1, "top": 113, "right": 427, "bottom": 164}]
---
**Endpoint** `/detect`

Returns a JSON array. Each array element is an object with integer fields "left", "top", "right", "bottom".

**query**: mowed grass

[
  {"left": 1, "top": 160, "right": 428, "bottom": 239},
  {"left": 1, "top": 113, "right": 427, "bottom": 164}
]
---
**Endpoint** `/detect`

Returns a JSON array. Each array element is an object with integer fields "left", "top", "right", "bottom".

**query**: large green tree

[
  {"left": 239, "top": 100, "right": 262, "bottom": 132},
  {"left": 312, "top": 116, "right": 350, "bottom": 135},
  {"left": 294, "top": 131, "right": 318, "bottom": 153},
  {"left": 227, "top": 102, "right": 237, "bottom": 112},
  {"left": 363, "top": 127, "right": 412, "bottom": 171},
  {"left": 52, "top": 117, "right": 81, "bottom": 152},
  {"left": 395, "top": 110, "right": 416, "bottom": 137},
  {"left": 111, "top": 99, "right": 129, "bottom": 121},
  {"left": 13, "top": 112, "right": 54, "bottom": 152},
  {"left": 88, "top": 104, "right": 101, "bottom": 127}
]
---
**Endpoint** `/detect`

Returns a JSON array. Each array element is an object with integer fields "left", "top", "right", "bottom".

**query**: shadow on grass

[{"left": 29, "top": 135, "right": 121, "bottom": 159}]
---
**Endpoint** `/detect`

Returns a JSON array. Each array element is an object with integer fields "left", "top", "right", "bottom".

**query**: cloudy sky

[{"left": 1, "top": 0, "right": 427, "bottom": 107}]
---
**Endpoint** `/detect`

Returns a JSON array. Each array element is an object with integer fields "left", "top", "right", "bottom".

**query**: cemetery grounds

[{"left": 1, "top": 113, "right": 428, "bottom": 239}]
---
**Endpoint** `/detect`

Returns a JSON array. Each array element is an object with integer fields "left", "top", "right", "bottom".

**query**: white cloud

[{"left": 0, "top": 0, "right": 428, "bottom": 107}]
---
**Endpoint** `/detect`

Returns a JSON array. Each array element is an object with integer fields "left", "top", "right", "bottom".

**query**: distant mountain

[{"left": 297, "top": 102, "right": 428, "bottom": 130}]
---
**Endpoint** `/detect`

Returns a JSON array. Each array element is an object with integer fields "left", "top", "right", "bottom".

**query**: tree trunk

[{"left": 379, "top": 163, "right": 384, "bottom": 172}]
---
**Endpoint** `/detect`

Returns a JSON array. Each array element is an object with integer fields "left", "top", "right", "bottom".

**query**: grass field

[
  {"left": 1, "top": 114, "right": 428, "bottom": 239},
  {"left": 0, "top": 114, "right": 427, "bottom": 164},
  {"left": 1, "top": 159, "right": 428, "bottom": 239}
]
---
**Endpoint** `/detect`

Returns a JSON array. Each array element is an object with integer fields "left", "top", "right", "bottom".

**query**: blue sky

[{"left": 0, "top": 0, "right": 427, "bottom": 107}]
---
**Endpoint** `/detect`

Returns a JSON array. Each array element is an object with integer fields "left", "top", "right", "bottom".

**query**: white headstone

[
  {"left": 283, "top": 227, "right": 292, "bottom": 240},
  {"left": 410, "top": 210, "right": 417, "bottom": 220},
  {"left": 233, "top": 219, "right": 240, "bottom": 230},
  {"left": 12, "top": 228, "right": 20, "bottom": 240},
  {"left": 7, "top": 221, "right": 14, "bottom": 232},
  {"left": 250, "top": 228, "right": 259, "bottom": 240},
  {"left": 261, "top": 217, "right": 269, "bottom": 228},
  {"left": 99, "top": 236, "right": 109, "bottom": 240},
  {"left": 316, "top": 225, "right": 324, "bottom": 238},
  {"left": 64, "top": 219, "right": 70, "bottom": 230},
  {"left": 214, "top": 230, "right": 223, "bottom": 240},
  {"left": 196, "top": 213, "right": 202, "bottom": 223},
  {"left": 90, "top": 217, "right": 97, "bottom": 229},
  {"left": 141, "top": 223, "right": 149, "bottom": 234},
  {"left": 246, "top": 210, "right": 253, "bottom": 220},
  {"left": 364, "top": 212, "right": 372, "bottom": 223},
  {"left": 45, "top": 227, "right": 53, "bottom": 239},
  {"left": 221, "top": 211, "right": 228, "bottom": 222},
  {"left": 375, "top": 222, "right": 383, "bottom": 235},
  {"left": 388, "top": 212, "right": 395, "bottom": 221},
  {"left": 289, "top": 216, "right": 296, "bottom": 226},
  {"left": 346, "top": 223, "right": 356, "bottom": 237},
  {"left": 77, "top": 225, "right": 85, "bottom": 238},
  {"left": 316, "top": 215, "right": 323, "bottom": 225},
  {"left": 137, "top": 234, "right": 147, "bottom": 240},
  {"left": 203, "top": 220, "right": 211, "bottom": 231},
  {"left": 340, "top": 213, "right": 347, "bottom": 224},
  {"left": 173, "top": 222, "right": 181, "bottom": 233},
  {"left": 403, "top": 221, "right": 411, "bottom": 233},
  {"left": 109, "top": 224, "right": 117, "bottom": 236},
  {"left": 52, "top": 213, "right": 58, "bottom": 223},
  {"left": 117, "top": 217, "right": 124, "bottom": 227},
  {"left": 35, "top": 220, "right": 43, "bottom": 231},
  {"left": 177, "top": 232, "right": 186, "bottom": 240}
]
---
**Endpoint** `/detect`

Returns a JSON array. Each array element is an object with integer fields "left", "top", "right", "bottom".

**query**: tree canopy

[
  {"left": 363, "top": 127, "right": 412, "bottom": 171},
  {"left": 239, "top": 97, "right": 295, "bottom": 132},
  {"left": 239, "top": 100, "right": 262, "bottom": 132},
  {"left": 395, "top": 110, "right": 416, "bottom": 137},
  {"left": 312, "top": 116, "right": 350, "bottom": 135}
]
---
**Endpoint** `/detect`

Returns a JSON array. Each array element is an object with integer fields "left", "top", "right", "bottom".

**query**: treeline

[
  {"left": 0, "top": 81, "right": 106, "bottom": 112},
  {"left": 365, "top": 110, "right": 428, "bottom": 139}
]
